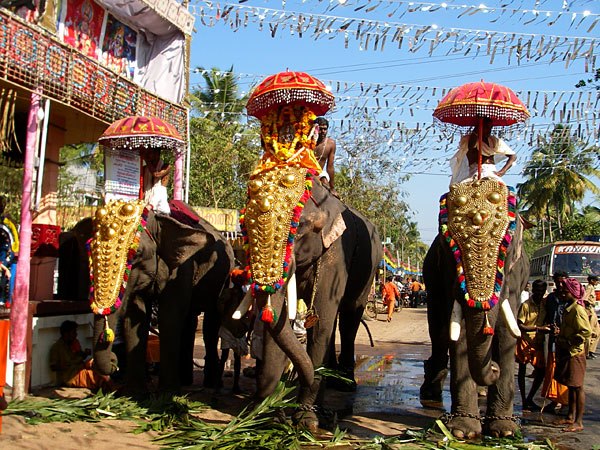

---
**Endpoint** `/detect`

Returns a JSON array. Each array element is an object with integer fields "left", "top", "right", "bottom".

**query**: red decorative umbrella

[
  {"left": 98, "top": 116, "right": 184, "bottom": 152},
  {"left": 433, "top": 81, "right": 529, "bottom": 127},
  {"left": 246, "top": 71, "right": 335, "bottom": 119},
  {"left": 433, "top": 81, "right": 530, "bottom": 178}
]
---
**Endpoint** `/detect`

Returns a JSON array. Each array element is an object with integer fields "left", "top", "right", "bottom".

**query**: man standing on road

[
  {"left": 542, "top": 271, "right": 570, "bottom": 412},
  {"left": 584, "top": 275, "right": 599, "bottom": 359},
  {"left": 409, "top": 278, "right": 422, "bottom": 308},
  {"left": 552, "top": 278, "right": 591, "bottom": 433},
  {"left": 314, "top": 117, "right": 338, "bottom": 197},
  {"left": 516, "top": 280, "right": 550, "bottom": 411},
  {"left": 382, "top": 277, "right": 400, "bottom": 322}
]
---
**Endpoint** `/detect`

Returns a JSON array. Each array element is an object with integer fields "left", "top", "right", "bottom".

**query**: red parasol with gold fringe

[
  {"left": 247, "top": 71, "right": 335, "bottom": 119},
  {"left": 98, "top": 116, "right": 184, "bottom": 152},
  {"left": 433, "top": 81, "right": 529, "bottom": 178}
]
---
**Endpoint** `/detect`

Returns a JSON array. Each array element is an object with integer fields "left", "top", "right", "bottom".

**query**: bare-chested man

[{"left": 314, "top": 117, "right": 337, "bottom": 196}]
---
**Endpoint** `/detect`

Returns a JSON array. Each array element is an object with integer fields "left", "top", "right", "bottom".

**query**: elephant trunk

[
  {"left": 258, "top": 292, "right": 315, "bottom": 388},
  {"left": 463, "top": 307, "right": 500, "bottom": 386},
  {"left": 92, "top": 314, "right": 118, "bottom": 376}
]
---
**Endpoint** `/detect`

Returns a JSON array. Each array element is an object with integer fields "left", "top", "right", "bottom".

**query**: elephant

[
  {"left": 240, "top": 168, "right": 382, "bottom": 432},
  {"left": 419, "top": 179, "right": 529, "bottom": 439},
  {"left": 65, "top": 200, "right": 234, "bottom": 392}
]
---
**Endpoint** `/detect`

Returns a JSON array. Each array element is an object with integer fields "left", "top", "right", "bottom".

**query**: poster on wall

[
  {"left": 101, "top": 14, "right": 137, "bottom": 79},
  {"left": 61, "top": 0, "right": 105, "bottom": 59},
  {"left": 104, "top": 148, "right": 140, "bottom": 202}
]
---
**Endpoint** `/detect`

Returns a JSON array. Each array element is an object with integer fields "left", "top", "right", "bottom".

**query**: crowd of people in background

[{"left": 516, "top": 272, "right": 599, "bottom": 433}]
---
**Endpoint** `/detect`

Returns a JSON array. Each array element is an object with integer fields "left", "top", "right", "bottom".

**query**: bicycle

[{"left": 364, "top": 292, "right": 405, "bottom": 320}]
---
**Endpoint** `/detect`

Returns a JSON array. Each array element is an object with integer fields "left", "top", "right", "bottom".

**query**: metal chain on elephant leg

[
  {"left": 303, "top": 257, "right": 321, "bottom": 329},
  {"left": 440, "top": 412, "right": 482, "bottom": 423},
  {"left": 483, "top": 415, "right": 521, "bottom": 426}
]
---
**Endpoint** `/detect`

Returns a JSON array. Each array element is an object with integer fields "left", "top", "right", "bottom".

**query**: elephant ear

[
  {"left": 322, "top": 212, "right": 346, "bottom": 249},
  {"left": 309, "top": 179, "right": 347, "bottom": 249},
  {"left": 154, "top": 214, "right": 216, "bottom": 271}
]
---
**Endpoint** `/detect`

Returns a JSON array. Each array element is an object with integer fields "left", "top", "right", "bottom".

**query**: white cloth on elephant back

[
  {"left": 219, "top": 326, "right": 248, "bottom": 356},
  {"left": 450, "top": 135, "right": 515, "bottom": 185}
]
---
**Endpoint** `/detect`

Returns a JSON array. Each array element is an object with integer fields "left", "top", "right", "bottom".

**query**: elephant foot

[
  {"left": 420, "top": 366, "right": 448, "bottom": 406},
  {"left": 484, "top": 416, "right": 519, "bottom": 438},
  {"left": 444, "top": 413, "right": 481, "bottom": 439},
  {"left": 293, "top": 406, "right": 319, "bottom": 434}
]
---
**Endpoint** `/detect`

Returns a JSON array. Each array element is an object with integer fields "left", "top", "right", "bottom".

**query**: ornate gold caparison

[
  {"left": 89, "top": 200, "right": 146, "bottom": 313},
  {"left": 447, "top": 179, "right": 510, "bottom": 305},
  {"left": 244, "top": 166, "right": 308, "bottom": 287}
]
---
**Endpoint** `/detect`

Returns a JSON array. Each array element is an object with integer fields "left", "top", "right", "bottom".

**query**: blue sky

[{"left": 188, "top": 0, "right": 598, "bottom": 245}]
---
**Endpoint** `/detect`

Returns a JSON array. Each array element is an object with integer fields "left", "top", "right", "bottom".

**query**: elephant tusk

[
  {"left": 450, "top": 299, "right": 462, "bottom": 342},
  {"left": 232, "top": 290, "right": 253, "bottom": 320},
  {"left": 287, "top": 273, "right": 297, "bottom": 320},
  {"left": 501, "top": 299, "right": 521, "bottom": 338}
]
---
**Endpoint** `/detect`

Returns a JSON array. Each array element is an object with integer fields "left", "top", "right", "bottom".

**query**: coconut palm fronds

[
  {"left": 5, "top": 390, "right": 206, "bottom": 431},
  {"left": 155, "top": 382, "right": 303, "bottom": 449}
]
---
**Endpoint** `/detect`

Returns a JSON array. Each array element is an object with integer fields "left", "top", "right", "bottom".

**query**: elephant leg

[
  {"left": 202, "top": 310, "right": 221, "bottom": 388},
  {"left": 178, "top": 314, "right": 198, "bottom": 386},
  {"left": 420, "top": 291, "right": 450, "bottom": 404},
  {"left": 158, "top": 288, "right": 187, "bottom": 392},
  {"left": 484, "top": 324, "right": 518, "bottom": 437},
  {"left": 124, "top": 295, "right": 149, "bottom": 393},
  {"left": 335, "top": 306, "right": 364, "bottom": 391},
  {"left": 448, "top": 333, "right": 482, "bottom": 439},
  {"left": 294, "top": 307, "right": 338, "bottom": 432}
]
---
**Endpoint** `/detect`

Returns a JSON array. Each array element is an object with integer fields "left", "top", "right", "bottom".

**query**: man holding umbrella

[{"left": 450, "top": 117, "right": 517, "bottom": 185}]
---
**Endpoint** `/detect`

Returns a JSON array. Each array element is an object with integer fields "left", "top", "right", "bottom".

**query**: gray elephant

[
  {"left": 420, "top": 179, "right": 529, "bottom": 438},
  {"left": 67, "top": 200, "right": 234, "bottom": 392},
  {"left": 240, "top": 168, "right": 382, "bottom": 432}
]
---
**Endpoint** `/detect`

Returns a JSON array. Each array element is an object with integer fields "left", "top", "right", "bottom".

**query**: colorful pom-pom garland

[{"left": 438, "top": 187, "right": 517, "bottom": 314}]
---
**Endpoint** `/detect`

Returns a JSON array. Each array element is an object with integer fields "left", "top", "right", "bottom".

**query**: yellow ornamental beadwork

[
  {"left": 261, "top": 106, "right": 317, "bottom": 162},
  {"left": 447, "top": 179, "right": 510, "bottom": 305},
  {"left": 89, "top": 200, "right": 146, "bottom": 313},
  {"left": 245, "top": 166, "right": 308, "bottom": 286}
]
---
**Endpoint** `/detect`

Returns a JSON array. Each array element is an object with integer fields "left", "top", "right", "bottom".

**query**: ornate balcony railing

[{"left": 0, "top": 9, "right": 187, "bottom": 136}]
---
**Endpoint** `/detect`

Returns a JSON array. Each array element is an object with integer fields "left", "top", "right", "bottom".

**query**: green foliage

[
  {"left": 559, "top": 206, "right": 600, "bottom": 241},
  {"left": 187, "top": 66, "right": 260, "bottom": 209},
  {"left": 4, "top": 386, "right": 558, "bottom": 449},
  {"left": 575, "top": 68, "right": 600, "bottom": 90},
  {"left": 190, "top": 66, "right": 247, "bottom": 123},
  {"left": 0, "top": 155, "right": 23, "bottom": 221},
  {"left": 5, "top": 391, "right": 205, "bottom": 430},
  {"left": 187, "top": 117, "right": 261, "bottom": 209},
  {"left": 518, "top": 124, "right": 600, "bottom": 243}
]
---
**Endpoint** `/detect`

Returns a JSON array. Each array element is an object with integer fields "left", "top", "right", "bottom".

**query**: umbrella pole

[
  {"left": 477, "top": 118, "right": 483, "bottom": 180},
  {"left": 139, "top": 157, "right": 144, "bottom": 200}
]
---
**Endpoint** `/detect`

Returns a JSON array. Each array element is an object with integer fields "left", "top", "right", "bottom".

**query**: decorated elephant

[
  {"left": 69, "top": 200, "right": 234, "bottom": 392},
  {"left": 419, "top": 178, "right": 529, "bottom": 438},
  {"left": 239, "top": 168, "right": 381, "bottom": 432}
]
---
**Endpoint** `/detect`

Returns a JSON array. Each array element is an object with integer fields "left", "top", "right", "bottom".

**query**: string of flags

[{"left": 191, "top": 2, "right": 597, "bottom": 68}]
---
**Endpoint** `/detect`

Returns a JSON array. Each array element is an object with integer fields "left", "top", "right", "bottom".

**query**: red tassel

[
  {"left": 483, "top": 311, "right": 494, "bottom": 336},
  {"left": 260, "top": 295, "right": 278, "bottom": 323}
]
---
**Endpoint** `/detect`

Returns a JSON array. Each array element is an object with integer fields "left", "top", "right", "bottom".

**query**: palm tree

[
  {"left": 518, "top": 124, "right": 600, "bottom": 242},
  {"left": 190, "top": 66, "right": 247, "bottom": 122}
]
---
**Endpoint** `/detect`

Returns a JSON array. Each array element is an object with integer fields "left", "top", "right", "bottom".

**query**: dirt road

[{"left": 1, "top": 307, "right": 599, "bottom": 449}]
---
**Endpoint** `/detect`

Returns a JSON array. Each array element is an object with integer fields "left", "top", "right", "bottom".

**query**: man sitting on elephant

[{"left": 450, "top": 118, "right": 516, "bottom": 185}]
